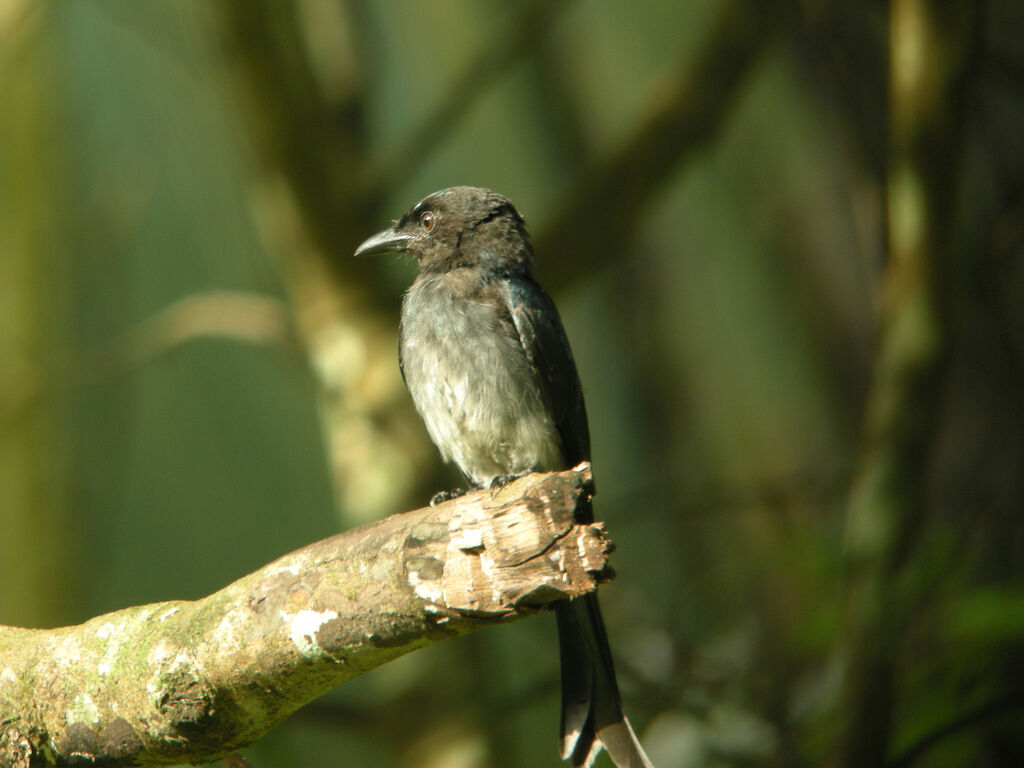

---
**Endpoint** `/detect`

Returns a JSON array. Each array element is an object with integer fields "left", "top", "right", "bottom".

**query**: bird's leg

[
  {"left": 489, "top": 471, "right": 530, "bottom": 497},
  {"left": 429, "top": 487, "right": 468, "bottom": 506}
]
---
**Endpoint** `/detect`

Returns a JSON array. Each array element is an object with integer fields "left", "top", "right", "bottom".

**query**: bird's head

[{"left": 355, "top": 186, "right": 534, "bottom": 275}]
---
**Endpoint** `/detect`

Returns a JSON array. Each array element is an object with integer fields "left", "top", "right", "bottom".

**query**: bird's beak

[{"left": 354, "top": 226, "right": 413, "bottom": 256}]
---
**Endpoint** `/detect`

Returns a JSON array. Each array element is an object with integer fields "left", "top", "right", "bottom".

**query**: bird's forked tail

[{"left": 556, "top": 595, "right": 654, "bottom": 768}]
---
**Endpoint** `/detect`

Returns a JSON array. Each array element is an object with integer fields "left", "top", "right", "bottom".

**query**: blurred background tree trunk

[
  {"left": 0, "top": 5, "right": 75, "bottom": 627},
  {"left": 840, "top": 1, "right": 972, "bottom": 764}
]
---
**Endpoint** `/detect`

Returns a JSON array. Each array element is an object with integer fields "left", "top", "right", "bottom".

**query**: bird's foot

[
  {"left": 429, "top": 488, "right": 467, "bottom": 506},
  {"left": 489, "top": 472, "right": 529, "bottom": 497}
]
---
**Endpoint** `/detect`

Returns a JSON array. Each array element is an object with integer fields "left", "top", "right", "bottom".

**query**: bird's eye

[{"left": 420, "top": 211, "right": 436, "bottom": 232}]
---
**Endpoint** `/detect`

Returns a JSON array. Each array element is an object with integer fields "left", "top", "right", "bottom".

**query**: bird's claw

[
  {"left": 429, "top": 488, "right": 467, "bottom": 506},
  {"left": 489, "top": 472, "right": 528, "bottom": 497}
]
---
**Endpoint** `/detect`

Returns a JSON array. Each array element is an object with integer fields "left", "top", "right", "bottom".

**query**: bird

[{"left": 355, "top": 186, "right": 653, "bottom": 768}]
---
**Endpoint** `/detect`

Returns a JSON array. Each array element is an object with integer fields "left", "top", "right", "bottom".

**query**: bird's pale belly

[{"left": 401, "top": 298, "right": 563, "bottom": 486}]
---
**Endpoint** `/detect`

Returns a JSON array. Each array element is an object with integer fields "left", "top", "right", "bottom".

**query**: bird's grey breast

[{"left": 399, "top": 272, "right": 563, "bottom": 486}]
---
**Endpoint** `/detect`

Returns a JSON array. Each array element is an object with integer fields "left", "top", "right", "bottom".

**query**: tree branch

[
  {"left": 218, "top": 0, "right": 380, "bottom": 298},
  {"left": 838, "top": 2, "right": 974, "bottom": 765},
  {"left": 536, "top": 0, "right": 783, "bottom": 291},
  {"left": 886, "top": 690, "right": 1024, "bottom": 768},
  {"left": 0, "top": 465, "right": 608, "bottom": 767},
  {"left": 371, "top": 0, "right": 576, "bottom": 197}
]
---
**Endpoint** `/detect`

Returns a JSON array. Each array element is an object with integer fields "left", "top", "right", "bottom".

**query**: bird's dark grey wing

[
  {"left": 501, "top": 276, "right": 598, "bottom": 751},
  {"left": 500, "top": 277, "right": 591, "bottom": 472},
  {"left": 502, "top": 277, "right": 652, "bottom": 768},
  {"left": 397, "top": 322, "right": 408, "bottom": 385}
]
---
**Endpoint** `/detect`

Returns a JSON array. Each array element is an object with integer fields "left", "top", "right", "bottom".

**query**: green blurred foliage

[{"left": 2, "top": 1, "right": 1024, "bottom": 767}]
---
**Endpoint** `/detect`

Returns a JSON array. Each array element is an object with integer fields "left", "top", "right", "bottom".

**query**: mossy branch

[{"left": 0, "top": 465, "right": 608, "bottom": 767}]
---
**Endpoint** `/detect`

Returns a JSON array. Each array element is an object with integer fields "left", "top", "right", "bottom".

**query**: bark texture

[{"left": 0, "top": 464, "right": 607, "bottom": 767}]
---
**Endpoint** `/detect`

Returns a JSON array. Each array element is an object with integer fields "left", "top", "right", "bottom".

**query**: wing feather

[{"left": 500, "top": 278, "right": 591, "bottom": 473}]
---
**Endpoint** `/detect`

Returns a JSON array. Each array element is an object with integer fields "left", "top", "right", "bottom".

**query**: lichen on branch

[{"left": 0, "top": 464, "right": 608, "bottom": 767}]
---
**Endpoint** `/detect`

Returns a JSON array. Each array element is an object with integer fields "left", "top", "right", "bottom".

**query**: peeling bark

[{"left": 0, "top": 465, "right": 608, "bottom": 767}]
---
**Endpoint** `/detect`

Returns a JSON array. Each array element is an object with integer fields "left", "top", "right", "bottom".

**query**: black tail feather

[
  {"left": 557, "top": 600, "right": 594, "bottom": 759},
  {"left": 556, "top": 596, "right": 654, "bottom": 768}
]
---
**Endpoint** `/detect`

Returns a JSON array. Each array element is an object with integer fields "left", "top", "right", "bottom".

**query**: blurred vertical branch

[
  {"left": 219, "top": 0, "right": 376, "bottom": 293},
  {"left": 0, "top": 4, "right": 73, "bottom": 626},
  {"left": 217, "top": 0, "right": 430, "bottom": 523},
  {"left": 839, "top": 1, "right": 974, "bottom": 765}
]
